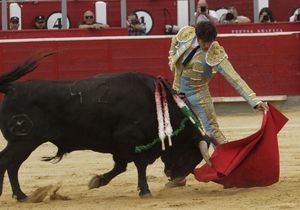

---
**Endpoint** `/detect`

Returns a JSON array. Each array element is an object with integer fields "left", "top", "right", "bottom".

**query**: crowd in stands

[
  {"left": 165, "top": 0, "right": 299, "bottom": 34},
  {"left": 6, "top": 0, "right": 300, "bottom": 35},
  {"left": 126, "top": 12, "right": 146, "bottom": 36},
  {"left": 34, "top": 15, "right": 47, "bottom": 29},
  {"left": 196, "top": 0, "right": 299, "bottom": 24},
  {"left": 9, "top": 16, "right": 19, "bottom": 30},
  {"left": 78, "top": 10, "right": 109, "bottom": 30},
  {"left": 196, "top": 0, "right": 263, "bottom": 24},
  {"left": 289, "top": 8, "right": 300, "bottom": 22}
]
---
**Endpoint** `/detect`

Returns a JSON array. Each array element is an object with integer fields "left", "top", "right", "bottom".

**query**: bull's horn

[{"left": 199, "top": 141, "right": 212, "bottom": 167}]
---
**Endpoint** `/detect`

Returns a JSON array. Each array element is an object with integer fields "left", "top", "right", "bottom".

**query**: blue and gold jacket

[{"left": 168, "top": 26, "right": 260, "bottom": 108}]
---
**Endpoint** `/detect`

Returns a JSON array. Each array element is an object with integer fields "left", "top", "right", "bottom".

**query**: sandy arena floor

[{"left": 0, "top": 108, "right": 299, "bottom": 210}]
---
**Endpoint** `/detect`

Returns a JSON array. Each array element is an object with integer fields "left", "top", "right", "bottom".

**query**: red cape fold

[{"left": 194, "top": 104, "right": 288, "bottom": 188}]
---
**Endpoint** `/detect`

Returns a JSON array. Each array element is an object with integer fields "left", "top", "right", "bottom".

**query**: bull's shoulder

[{"left": 205, "top": 41, "right": 228, "bottom": 66}]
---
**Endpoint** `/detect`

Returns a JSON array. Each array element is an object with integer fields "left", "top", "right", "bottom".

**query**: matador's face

[{"left": 197, "top": 38, "right": 213, "bottom": 51}]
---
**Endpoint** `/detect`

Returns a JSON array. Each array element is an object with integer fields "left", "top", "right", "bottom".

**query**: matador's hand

[{"left": 256, "top": 101, "right": 269, "bottom": 112}]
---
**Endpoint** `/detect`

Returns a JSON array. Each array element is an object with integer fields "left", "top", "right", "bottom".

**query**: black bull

[{"left": 0, "top": 52, "right": 211, "bottom": 201}]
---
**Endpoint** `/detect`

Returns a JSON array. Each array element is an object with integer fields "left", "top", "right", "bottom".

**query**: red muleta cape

[{"left": 194, "top": 104, "right": 288, "bottom": 188}]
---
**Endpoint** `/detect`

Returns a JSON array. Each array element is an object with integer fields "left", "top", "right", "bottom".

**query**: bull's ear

[{"left": 0, "top": 84, "right": 13, "bottom": 94}]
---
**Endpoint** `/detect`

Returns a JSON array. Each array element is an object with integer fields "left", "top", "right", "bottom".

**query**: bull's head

[{"left": 161, "top": 134, "right": 211, "bottom": 180}]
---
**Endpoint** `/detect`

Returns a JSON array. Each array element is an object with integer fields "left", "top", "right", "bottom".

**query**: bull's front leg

[
  {"left": 7, "top": 160, "right": 28, "bottom": 201},
  {"left": 0, "top": 142, "right": 38, "bottom": 201},
  {"left": 88, "top": 156, "right": 127, "bottom": 189},
  {"left": 134, "top": 161, "right": 151, "bottom": 198},
  {"left": 0, "top": 146, "right": 9, "bottom": 197}
]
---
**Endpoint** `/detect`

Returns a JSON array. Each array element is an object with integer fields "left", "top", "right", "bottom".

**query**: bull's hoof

[
  {"left": 88, "top": 175, "right": 109, "bottom": 189},
  {"left": 139, "top": 190, "right": 152, "bottom": 198},
  {"left": 17, "top": 196, "right": 28, "bottom": 202},
  {"left": 13, "top": 193, "right": 28, "bottom": 202},
  {"left": 165, "top": 178, "right": 186, "bottom": 188}
]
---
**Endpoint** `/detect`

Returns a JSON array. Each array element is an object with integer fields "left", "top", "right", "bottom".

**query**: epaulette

[
  {"left": 205, "top": 41, "right": 228, "bottom": 66},
  {"left": 176, "top": 26, "right": 195, "bottom": 43}
]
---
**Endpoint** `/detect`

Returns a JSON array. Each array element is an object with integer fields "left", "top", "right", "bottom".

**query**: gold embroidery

[
  {"left": 206, "top": 41, "right": 228, "bottom": 66},
  {"left": 218, "top": 59, "right": 260, "bottom": 107},
  {"left": 176, "top": 26, "right": 195, "bottom": 43}
]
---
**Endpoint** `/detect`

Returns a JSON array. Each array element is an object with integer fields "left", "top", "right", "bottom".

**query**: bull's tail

[
  {"left": 0, "top": 50, "right": 54, "bottom": 93},
  {"left": 41, "top": 147, "right": 66, "bottom": 163}
]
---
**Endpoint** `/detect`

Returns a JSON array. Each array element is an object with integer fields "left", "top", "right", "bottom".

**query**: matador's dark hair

[{"left": 195, "top": 21, "right": 217, "bottom": 42}]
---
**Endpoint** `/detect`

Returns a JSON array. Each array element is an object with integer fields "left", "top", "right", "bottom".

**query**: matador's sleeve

[
  {"left": 168, "top": 35, "right": 178, "bottom": 72},
  {"left": 206, "top": 41, "right": 261, "bottom": 108},
  {"left": 168, "top": 26, "right": 195, "bottom": 72}
]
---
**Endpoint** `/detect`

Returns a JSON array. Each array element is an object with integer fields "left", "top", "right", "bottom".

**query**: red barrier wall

[
  {"left": 217, "top": 22, "right": 300, "bottom": 34},
  {"left": 0, "top": 30, "right": 299, "bottom": 97},
  {"left": 0, "top": 28, "right": 127, "bottom": 39},
  {"left": 211, "top": 33, "right": 300, "bottom": 96}
]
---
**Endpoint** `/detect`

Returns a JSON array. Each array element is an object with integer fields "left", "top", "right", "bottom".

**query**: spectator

[
  {"left": 127, "top": 12, "right": 146, "bottom": 36},
  {"left": 165, "top": 0, "right": 217, "bottom": 35},
  {"left": 195, "top": 0, "right": 218, "bottom": 24},
  {"left": 219, "top": 6, "right": 251, "bottom": 24},
  {"left": 259, "top": 7, "right": 275, "bottom": 23},
  {"left": 34, "top": 15, "right": 47, "bottom": 29},
  {"left": 78, "top": 10, "right": 109, "bottom": 29},
  {"left": 9, "top": 16, "right": 20, "bottom": 30},
  {"left": 289, "top": 8, "right": 300, "bottom": 22}
]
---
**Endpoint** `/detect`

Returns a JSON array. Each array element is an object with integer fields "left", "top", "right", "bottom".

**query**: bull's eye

[{"left": 8, "top": 114, "right": 33, "bottom": 136}]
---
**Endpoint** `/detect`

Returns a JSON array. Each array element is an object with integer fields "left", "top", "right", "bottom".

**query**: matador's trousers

[{"left": 178, "top": 76, "right": 225, "bottom": 141}]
